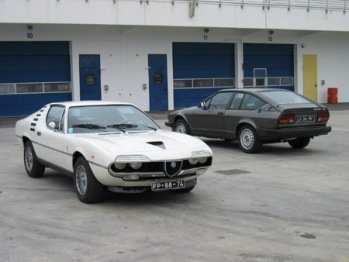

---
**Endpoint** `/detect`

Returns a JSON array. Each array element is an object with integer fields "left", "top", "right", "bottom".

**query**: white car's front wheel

[
  {"left": 74, "top": 157, "right": 104, "bottom": 204},
  {"left": 24, "top": 140, "right": 45, "bottom": 178}
]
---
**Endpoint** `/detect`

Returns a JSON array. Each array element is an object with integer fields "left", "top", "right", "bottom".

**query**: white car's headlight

[
  {"left": 129, "top": 162, "right": 143, "bottom": 169},
  {"left": 198, "top": 157, "right": 208, "bottom": 164},
  {"left": 188, "top": 158, "right": 199, "bottom": 165},
  {"left": 114, "top": 163, "right": 127, "bottom": 170},
  {"left": 189, "top": 150, "right": 211, "bottom": 165}
]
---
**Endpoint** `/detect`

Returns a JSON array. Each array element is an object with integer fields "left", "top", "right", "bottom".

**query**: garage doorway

[
  {"left": 79, "top": 55, "right": 101, "bottom": 101},
  {"left": 148, "top": 54, "right": 168, "bottom": 111},
  {"left": 303, "top": 54, "right": 318, "bottom": 101}
]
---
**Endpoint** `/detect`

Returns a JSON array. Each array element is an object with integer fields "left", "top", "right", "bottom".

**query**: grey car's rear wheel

[
  {"left": 288, "top": 137, "right": 310, "bottom": 149},
  {"left": 238, "top": 125, "right": 262, "bottom": 153},
  {"left": 24, "top": 140, "right": 45, "bottom": 178},
  {"left": 174, "top": 119, "right": 191, "bottom": 135},
  {"left": 74, "top": 156, "right": 104, "bottom": 204}
]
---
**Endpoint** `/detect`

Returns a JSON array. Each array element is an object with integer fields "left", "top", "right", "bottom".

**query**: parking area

[{"left": 0, "top": 106, "right": 348, "bottom": 262}]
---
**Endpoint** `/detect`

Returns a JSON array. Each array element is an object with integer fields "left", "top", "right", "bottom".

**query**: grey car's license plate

[
  {"left": 151, "top": 180, "right": 185, "bottom": 191},
  {"left": 296, "top": 115, "right": 315, "bottom": 123}
]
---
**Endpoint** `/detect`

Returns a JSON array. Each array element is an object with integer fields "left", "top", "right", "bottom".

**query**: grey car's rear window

[{"left": 261, "top": 91, "right": 313, "bottom": 105}]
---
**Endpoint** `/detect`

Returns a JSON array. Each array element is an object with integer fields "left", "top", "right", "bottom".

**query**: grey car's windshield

[
  {"left": 67, "top": 105, "right": 159, "bottom": 134},
  {"left": 261, "top": 91, "right": 314, "bottom": 105}
]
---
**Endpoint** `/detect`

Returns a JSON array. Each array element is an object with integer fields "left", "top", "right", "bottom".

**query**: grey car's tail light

[{"left": 317, "top": 111, "right": 330, "bottom": 122}]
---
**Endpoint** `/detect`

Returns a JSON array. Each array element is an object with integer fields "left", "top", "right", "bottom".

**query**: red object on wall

[{"left": 327, "top": 88, "right": 338, "bottom": 104}]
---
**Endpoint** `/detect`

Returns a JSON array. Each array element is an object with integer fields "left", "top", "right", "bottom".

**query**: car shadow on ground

[
  {"left": 103, "top": 189, "right": 196, "bottom": 206},
  {"left": 42, "top": 169, "right": 198, "bottom": 205},
  {"left": 202, "top": 138, "right": 321, "bottom": 156}
]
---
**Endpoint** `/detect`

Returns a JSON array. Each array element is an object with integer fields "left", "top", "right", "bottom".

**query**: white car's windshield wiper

[
  {"left": 107, "top": 123, "right": 138, "bottom": 130},
  {"left": 72, "top": 124, "right": 106, "bottom": 130},
  {"left": 107, "top": 123, "right": 157, "bottom": 131}
]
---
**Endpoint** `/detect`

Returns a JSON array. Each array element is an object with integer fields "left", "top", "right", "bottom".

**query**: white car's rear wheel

[
  {"left": 24, "top": 141, "right": 45, "bottom": 178},
  {"left": 74, "top": 157, "right": 104, "bottom": 203}
]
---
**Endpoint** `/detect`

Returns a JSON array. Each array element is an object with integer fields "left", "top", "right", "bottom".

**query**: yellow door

[{"left": 303, "top": 55, "right": 318, "bottom": 101}]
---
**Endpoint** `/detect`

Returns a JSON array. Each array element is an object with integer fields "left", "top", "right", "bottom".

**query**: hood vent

[{"left": 147, "top": 141, "right": 166, "bottom": 149}]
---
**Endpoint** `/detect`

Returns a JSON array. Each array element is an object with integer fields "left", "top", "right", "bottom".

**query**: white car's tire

[
  {"left": 24, "top": 140, "right": 45, "bottom": 178},
  {"left": 74, "top": 156, "right": 104, "bottom": 204}
]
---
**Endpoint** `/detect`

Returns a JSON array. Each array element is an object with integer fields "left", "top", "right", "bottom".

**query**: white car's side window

[{"left": 46, "top": 106, "right": 65, "bottom": 132}]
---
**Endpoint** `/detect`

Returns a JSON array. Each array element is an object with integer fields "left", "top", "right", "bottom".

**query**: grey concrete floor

[{"left": 0, "top": 106, "right": 348, "bottom": 262}]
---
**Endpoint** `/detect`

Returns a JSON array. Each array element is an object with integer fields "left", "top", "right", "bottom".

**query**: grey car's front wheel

[
  {"left": 174, "top": 119, "right": 191, "bottom": 135},
  {"left": 74, "top": 157, "right": 104, "bottom": 204},
  {"left": 288, "top": 137, "right": 310, "bottom": 149},
  {"left": 238, "top": 125, "right": 262, "bottom": 153},
  {"left": 24, "top": 140, "right": 45, "bottom": 178}
]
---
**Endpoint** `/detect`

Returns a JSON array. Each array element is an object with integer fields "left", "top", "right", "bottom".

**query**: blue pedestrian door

[
  {"left": 79, "top": 55, "right": 101, "bottom": 100},
  {"left": 148, "top": 54, "right": 168, "bottom": 111}
]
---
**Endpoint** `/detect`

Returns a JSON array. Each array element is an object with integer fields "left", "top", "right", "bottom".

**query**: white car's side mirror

[{"left": 48, "top": 122, "right": 56, "bottom": 130}]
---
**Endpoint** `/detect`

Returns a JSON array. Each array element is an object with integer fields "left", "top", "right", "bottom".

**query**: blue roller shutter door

[
  {"left": 0, "top": 42, "right": 71, "bottom": 117},
  {"left": 243, "top": 44, "right": 294, "bottom": 91},
  {"left": 173, "top": 43, "right": 235, "bottom": 109}
]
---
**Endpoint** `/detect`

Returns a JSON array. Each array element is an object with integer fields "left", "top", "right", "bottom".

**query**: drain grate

[{"left": 215, "top": 169, "right": 251, "bottom": 175}]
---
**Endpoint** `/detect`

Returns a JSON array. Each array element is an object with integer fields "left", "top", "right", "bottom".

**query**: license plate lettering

[
  {"left": 151, "top": 180, "right": 185, "bottom": 191},
  {"left": 296, "top": 115, "right": 314, "bottom": 123}
]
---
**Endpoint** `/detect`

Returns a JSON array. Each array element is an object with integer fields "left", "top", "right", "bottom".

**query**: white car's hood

[{"left": 74, "top": 130, "right": 211, "bottom": 159}]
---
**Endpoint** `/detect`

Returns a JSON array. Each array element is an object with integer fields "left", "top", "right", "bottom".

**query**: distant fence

[{"left": 167, "top": 0, "right": 348, "bottom": 13}]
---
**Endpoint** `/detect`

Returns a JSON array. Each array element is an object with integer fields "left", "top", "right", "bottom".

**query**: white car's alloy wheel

[
  {"left": 25, "top": 146, "right": 33, "bottom": 172},
  {"left": 76, "top": 165, "right": 88, "bottom": 195},
  {"left": 74, "top": 157, "right": 104, "bottom": 203},
  {"left": 23, "top": 141, "right": 45, "bottom": 177}
]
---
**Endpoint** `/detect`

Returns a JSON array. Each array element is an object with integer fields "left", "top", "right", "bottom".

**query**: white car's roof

[{"left": 49, "top": 101, "right": 133, "bottom": 108}]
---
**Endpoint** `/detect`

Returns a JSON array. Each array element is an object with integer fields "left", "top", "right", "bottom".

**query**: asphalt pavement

[{"left": 0, "top": 103, "right": 348, "bottom": 262}]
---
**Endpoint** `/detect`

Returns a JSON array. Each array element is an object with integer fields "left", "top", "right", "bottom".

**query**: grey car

[{"left": 166, "top": 88, "right": 331, "bottom": 153}]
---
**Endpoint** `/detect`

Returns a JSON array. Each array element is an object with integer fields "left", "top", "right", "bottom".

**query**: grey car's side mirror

[{"left": 200, "top": 102, "right": 207, "bottom": 110}]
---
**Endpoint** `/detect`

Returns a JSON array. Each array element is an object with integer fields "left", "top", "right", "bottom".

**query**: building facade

[{"left": 1, "top": 0, "right": 349, "bottom": 116}]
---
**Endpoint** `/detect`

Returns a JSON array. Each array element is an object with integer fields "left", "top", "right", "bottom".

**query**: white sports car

[{"left": 15, "top": 101, "right": 212, "bottom": 203}]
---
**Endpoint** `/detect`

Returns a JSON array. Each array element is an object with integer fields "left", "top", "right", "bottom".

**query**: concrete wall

[{"left": 1, "top": 0, "right": 349, "bottom": 32}]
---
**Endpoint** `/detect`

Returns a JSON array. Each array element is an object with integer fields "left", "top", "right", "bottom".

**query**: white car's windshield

[
  {"left": 262, "top": 90, "right": 315, "bottom": 105},
  {"left": 67, "top": 105, "right": 159, "bottom": 134}
]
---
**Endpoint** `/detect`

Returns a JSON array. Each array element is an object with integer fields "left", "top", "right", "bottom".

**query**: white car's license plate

[{"left": 151, "top": 180, "right": 185, "bottom": 191}]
